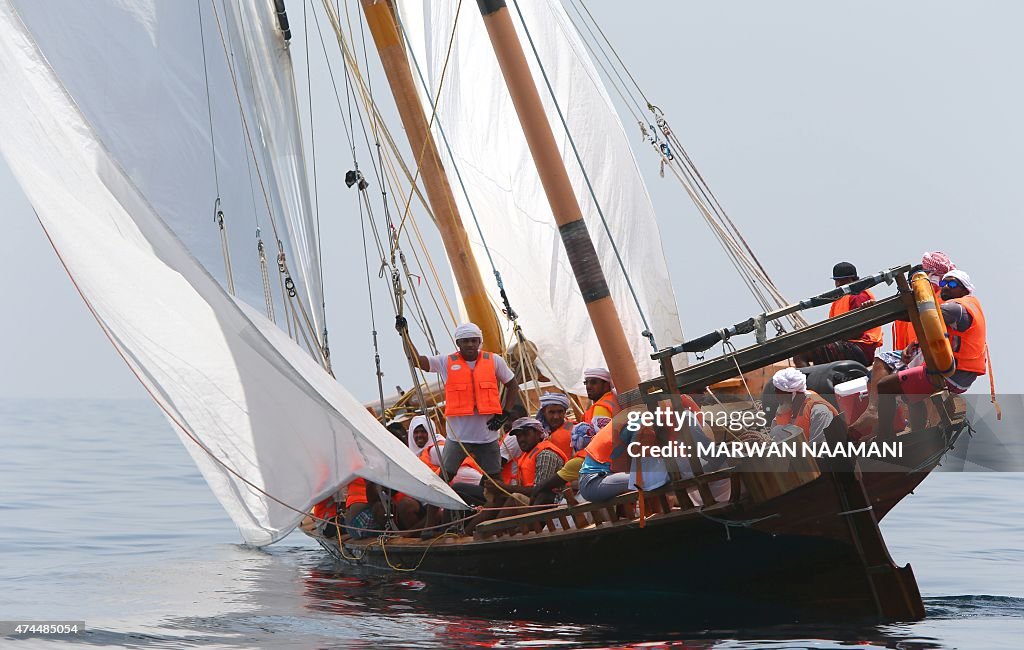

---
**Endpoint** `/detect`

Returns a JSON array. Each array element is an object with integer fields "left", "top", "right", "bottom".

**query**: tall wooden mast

[
  {"left": 474, "top": 0, "right": 641, "bottom": 394},
  {"left": 361, "top": 0, "right": 503, "bottom": 353}
]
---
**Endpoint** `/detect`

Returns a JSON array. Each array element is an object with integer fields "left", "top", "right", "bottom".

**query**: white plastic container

[{"left": 834, "top": 376, "right": 868, "bottom": 398}]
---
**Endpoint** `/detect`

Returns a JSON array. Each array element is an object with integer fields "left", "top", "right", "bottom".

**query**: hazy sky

[{"left": 1, "top": 0, "right": 1021, "bottom": 401}]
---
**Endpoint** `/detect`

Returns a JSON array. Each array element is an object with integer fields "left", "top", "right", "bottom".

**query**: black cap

[{"left": 831, "top": 262, "right": 858, "bottom": 280}]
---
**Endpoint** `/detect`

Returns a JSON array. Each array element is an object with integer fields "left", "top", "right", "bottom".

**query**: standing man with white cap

[{"left": 397, "top": 318, "right": 521, "bottom": 481}]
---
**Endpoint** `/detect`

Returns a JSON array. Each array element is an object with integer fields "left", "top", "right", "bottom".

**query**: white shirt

[{"left": 427, "top": 353, "right": 515, "bottom": 443}]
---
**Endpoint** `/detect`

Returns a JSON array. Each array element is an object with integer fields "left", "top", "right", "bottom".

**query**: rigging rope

[
  {"left": 564, "top": 0, "right": 806, "bottom": 332},
  {"left": 209, "top": 0, "right": 331, "bottom": 367},
  {"left": 510, "top": 0, "right": 657, "bottom": 351},
  {"left": 392, "top": 4, "right": 523, "bottom": 327},
  {"left": 301, "top": 0, "right": 331, "bottom": 366},
  {"left": 198, "top": 2, "right": 237, "bottom": 297},
  {"left": 256, "top": 231, "right": 276, "bottom": 322}
]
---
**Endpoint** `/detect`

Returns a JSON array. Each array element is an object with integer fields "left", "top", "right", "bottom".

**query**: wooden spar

[
  {"left": 475, "top": 0, "right": 641, "bottom": 394},
  {"left": 361, "top": 0, "right": 504, "bottom": 354}
]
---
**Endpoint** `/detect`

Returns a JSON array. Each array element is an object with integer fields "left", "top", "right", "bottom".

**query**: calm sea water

[{"left": 1, "top": 398, "right": 1022, "bottom": 649}]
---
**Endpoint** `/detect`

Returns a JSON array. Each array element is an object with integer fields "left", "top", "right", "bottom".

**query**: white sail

[
  {"left": 0, "top": 0, "right": 464, "bottom": 546},
  {"left": 396, "top": 0, "right": 685, "bottom": 393},
  {"left": 8, "top": 0, "right": 326, "bottom": 356}
]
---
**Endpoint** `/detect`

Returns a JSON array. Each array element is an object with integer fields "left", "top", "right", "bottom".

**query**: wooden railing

[{"left": 473, "top": 466, "right": 736, "bottom": 540}]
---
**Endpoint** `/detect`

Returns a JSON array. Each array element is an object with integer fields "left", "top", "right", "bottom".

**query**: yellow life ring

[{"left": 911, "top": 271, "right": 955, "bottom": 377}]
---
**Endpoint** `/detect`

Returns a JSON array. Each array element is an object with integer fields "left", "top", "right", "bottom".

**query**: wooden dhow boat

[
  {"left": 310, "top": 265, "right": 969, "bottom": 621},
  {"left": 0, "top": 0, "right": 975, "bottom": 624}
]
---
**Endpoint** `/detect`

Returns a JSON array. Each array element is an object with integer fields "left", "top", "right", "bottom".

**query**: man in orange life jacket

[
  {"left": 771, "top": 368, "right": 837, "bottom": 443},
  {"left": 398, "top": 319, "right": 520, "bottom": 480},
  {"left": 496, "top": 417, "right": 568, "bottom": 499},
  {"left": 582, "top": 367, "right": 619, "bottom": 424},
  {"left": 850, "top": 252, "right": 957, "bottom": 437},
  {"left": 874, "top": 270, "right": 987, "bottom": 438},
  {"left": 536, "top": 392, "right": 574, "bottom": 457},
  {"left": 795, "top": 262, "right": 883, "bottom": 367}
]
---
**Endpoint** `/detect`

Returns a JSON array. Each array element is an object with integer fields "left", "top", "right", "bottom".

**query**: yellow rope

[{"left": 378, "top": 532, "right": 459, "bottom": 572}]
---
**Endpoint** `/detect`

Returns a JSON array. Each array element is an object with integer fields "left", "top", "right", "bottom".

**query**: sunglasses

[{"left": 939, "top": 279, "right": 961, "bottom": 289}]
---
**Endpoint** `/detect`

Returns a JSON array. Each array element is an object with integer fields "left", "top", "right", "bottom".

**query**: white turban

[
  {"left": 453, "top": 322, "right": 483, "bottom": 341},
  {"left": 942, "top": 270, "right": 975, "bottom": 295},
  {"left": 500, "top": 434, "right": 523, "bottom": 461},
  {"left": 407, "top": 415, "right": 433, "bottom": 455},
  {"left": 773, "top": 368, "right": 807, "bottom": 393},
  {"left": 583, "top": 367, "right": 615, "bottom": 392},
  {"left": 583, "top": 367, "right": 611, "bottom": 382},
  {"left": 539, "top": 392, "right": 570, "bottom": 409}
]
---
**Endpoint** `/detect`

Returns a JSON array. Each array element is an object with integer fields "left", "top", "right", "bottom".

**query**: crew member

[
  {"left": 498, "top": 417, "right": 568, "bottom": 499},
  {"left": 398, "top": 319, "right": 520, "bottom": 480},
  {"left": 771, "top": 367, "right": 838, "bottom": 443},
  {"left": 582, "top": 367, "right": 619, "bottom": 423},
  {"left": 796, "top": 262, "right": 883, "bottom": 366},
  {"left": 890, "top": 252, "right": 956, "bottom": 353},
  {"left": 537, "top": 392, "right": 574, "bottom": 456},
  {"left": 874, "top": 270, "right": 987, "bottom": 437}
]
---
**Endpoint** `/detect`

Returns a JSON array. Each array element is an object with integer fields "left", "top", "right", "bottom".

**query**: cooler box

[
  {"left": 834, "top": 376, "right": 907, "bottom": 438},
  {"left": 835, "top": 377, "right": 869, "bottom": 425}
]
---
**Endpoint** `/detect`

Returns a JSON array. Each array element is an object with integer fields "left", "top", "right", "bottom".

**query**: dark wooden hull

[{"left": 314, "top": 424, "right": 963, "bottom": 621}]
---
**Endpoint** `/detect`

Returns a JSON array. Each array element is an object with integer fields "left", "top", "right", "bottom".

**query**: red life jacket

[
  {"left": 773, "top": 390, "right": 839, "bottom": 440},
  {"left": 517, "top": 439, "right": 569, "bottom": 487},
  {"left": 948, "top": 296, "right": 987, "bottom": 374},
  {"left": 583, "top": 391, "right": 619, "bottom": 423},
  {"left": 444, "top": 352, "right": 504, "bottom": 417},
  {"left": 830, "top": 289, "right": 883, "bottom": 348}
]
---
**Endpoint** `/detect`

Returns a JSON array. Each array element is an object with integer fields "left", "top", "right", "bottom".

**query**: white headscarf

[
  {"left": 583, "top": 367, "right": 615, "bottom": 392},
  {"left": 453, "top": 322, "right": 483, "bottom": 341},
  {"left": 407, "top": 415, "right": 433, "bottom": 455},
  {"left": 773, "top": 367, "right": 807, "bottom": 393},
  {"left": 942, "top": 270, "right": 975, "bottom": 295}
]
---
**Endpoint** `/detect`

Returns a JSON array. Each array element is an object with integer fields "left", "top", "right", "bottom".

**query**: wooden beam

[{"left": 642, "top": 294, "right": 909, "bottom": 397}]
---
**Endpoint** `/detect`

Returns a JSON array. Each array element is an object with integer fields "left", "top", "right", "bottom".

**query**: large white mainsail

[
  {"left": 396, "top": 0, "right": 685, "bottom": 393},
  {"left": 0, "top": 0, "right": 463, "bottom": 545}
]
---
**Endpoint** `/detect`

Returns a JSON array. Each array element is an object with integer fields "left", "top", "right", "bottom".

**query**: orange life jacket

[
  {"left": 420, "top": 439, "right": 483, "bottom": 478},
  {"left": 345, "top": 478, "right": 368, "bottom": 508},
  {"left": 892, "top": 293, "right": 945, "bottom": 351},
  {"left": 547, "top": 422, "right": 574, "bottom": 458},
  {"left": 948, "top": 296, "right": 987, "bottom": 374},
  {"left": 517, "top": 439, "right": 569, "bottom": 487},
  {"left": 419, "top": 442, "right": 441, "bottom": 473},
  {"left": 444, "top": 352, "right": 504, "bottom": 417},
  {"left": 312, "top": 496, "right": 337, "bottom": 521},
  {"left": 830, "top": 289, "right": 883, "bottom": 348},
  {"left": 773, "top": 390, "right": 839, "bottom": 440},
  {"left": 501, "top": 455, "right": 522, "bottom": 485},
  {"left": 583, "top": 391, "right": 619, "bottom": 423},
  {"left": 585, "top": 394, "right": 701, "bottom": 469}
]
